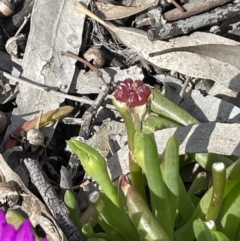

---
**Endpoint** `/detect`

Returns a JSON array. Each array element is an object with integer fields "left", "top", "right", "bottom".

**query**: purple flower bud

[
  {"left": 114, "top": 78, "right": 151, "bottom": 107},
  {"left": 0, "top": 210, "right": 48, "bottom": 241}
]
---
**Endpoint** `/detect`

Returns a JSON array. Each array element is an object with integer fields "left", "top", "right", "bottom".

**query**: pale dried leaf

[
  {"left": 108, "top": 27, "right": 240, "bottom": 90},
  {"left": 72, "top": 66, "right": 144, "bottom": 94},
  {"left": 0, "top": 84, "right": 19, "bottom": 104},
  {"left": 95, "top": 1, "right": 157, "bottom": 20},
  {"left": 86, "top": 121, "right": 126, "bottom": 157},
  {"left": 4, "top": 0, "right": 90, "bottom": 144},
  {"left": 75, "top": 3, "right": 240, "bottom": 90},
  {"left": 107, "top": 123, "right": 240, "bottom": 180},
  {"left": 170, "top": 32, "right": 240, "bottom": 46},
  {"left": 152, "top": 44, "right": 240, "bottom": 69}
]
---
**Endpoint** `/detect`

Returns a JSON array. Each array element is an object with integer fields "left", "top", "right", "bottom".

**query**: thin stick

[
  {"left": 170, "top": 0, "right": 185, "bottom": 12},
  {"left": 61, "top": 51, "right": 106, "bottom": 84},
  {"left": 0, "top": 70, "right": 94, "bottom": 105},
  {"left": 75, "top": 2, "right": 116, "bottom": 31},
  {"left": 179, "top": 76, "right": 191, "bottom": 98},
  {"left": 15, "top": 14, "right": 31, "bottom": 37}
]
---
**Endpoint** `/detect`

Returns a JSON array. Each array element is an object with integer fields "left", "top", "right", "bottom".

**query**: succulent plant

[{"left": 67, "top": 80, "right": 240, "bottom": 241}]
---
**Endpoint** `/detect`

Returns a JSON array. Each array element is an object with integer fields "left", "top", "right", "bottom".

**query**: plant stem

[
  {"left": 206, "top": 162, "right": 226, "bottom": 221},
  {"left": 112, "top": 98, "right": 146, "bottom": 200}
]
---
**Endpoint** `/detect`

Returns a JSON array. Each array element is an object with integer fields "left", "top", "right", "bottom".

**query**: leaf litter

[{"left": 1, "top": 0, "right": 240, "bottom": 240}]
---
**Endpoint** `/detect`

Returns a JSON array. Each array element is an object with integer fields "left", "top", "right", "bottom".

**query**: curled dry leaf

[{"left": 26, "top": 129, "right": 45, "bottom": 146}]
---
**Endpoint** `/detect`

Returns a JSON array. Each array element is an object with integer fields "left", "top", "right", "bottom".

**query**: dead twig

[
  {"left": 148, "top": 2, "right": 240, "bottom": 40},
  {"left": 61, "top": 50, "right": 111, "bottom": 139},
  {"left": 179, "top": 76, "right": 191, "bottom": 99},
  {"left": 0, "top": 70, "right": 94, "bottom": 105},
  {"left": 79, "top": 82, "right": 111, "bottom": 139},
  {"left": 61, "top": 51, "right": 106, "bottom": 84},
  {"left": 165, "top": 0, "right": 232, "bottom": 21},
  {"left": 23, "top": 155, "right": 85, "bottom": 241},
  {"left": 169, "top": 0, "right": 185, "bottom": 12}
]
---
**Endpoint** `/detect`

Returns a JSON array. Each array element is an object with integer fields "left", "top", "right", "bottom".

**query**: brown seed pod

[
  {"left": 83, "top": 47, "right": 106, "bottom": 68},
  {"left": 26, "top": 129, "right": 44, "bottom": 146},
  {"left": 0, "top": 111, "right": 7, "bottom": 134}
]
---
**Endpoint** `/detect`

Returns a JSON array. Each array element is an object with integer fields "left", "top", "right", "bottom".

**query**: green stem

[
  {"left": 64, "top": 190, "right": 82, "bottom": 232},
  {"left": 142, "top": 113, "right": 179, "bottom": 134},
  {"left": 213, "top": 231, "right": 231, "bottom": 241},
  {"left": 189, "top": 153, "right": 233, "bottom": 172},
  {"left": 94, "top": 233, "right": 110, "bottom": 241},
  {"left": 218, "top": 181, "right": 240, "bottom": 240},
  {"left": 151, "top": 88, "right": 199, "bottom": 126},
  {"left": 112, "top": 98, "right": 146, "bottom": 200},
  {"left": 82, "top": 223, "right": 95, "bottom": 239},
  {"left": 87, "top": 238, "right": 107, "bottom": 241},
  {"left": 150, "top": 88, "right": 234, "bottom": 171},
  {"left": 177, "top": 174, "right": 195, "bottom": 221},
  {"left": 206, "top": 162, "right": 226, "bottom": 221},
  {"left": 134, "top": 131, "right": 173, "bottom": 240}
]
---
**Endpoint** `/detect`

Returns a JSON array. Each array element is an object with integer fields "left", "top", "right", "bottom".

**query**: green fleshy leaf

[
  {"left": 64, "top": 190, "right": 82, "bottom": 232},
  {"left": 67, "top": 139, "right": 118, "bottom": 206},
  {"left": 193, "top": 219, "right": 214, "bottom": 241}
]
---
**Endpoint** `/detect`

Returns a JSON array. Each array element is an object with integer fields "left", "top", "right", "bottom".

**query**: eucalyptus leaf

[
  {"left": 75, "top": 3, "right": 240, "bottom": 90},
  {"left": 95, "top": 1, "right": 157, "bottom": 20}
]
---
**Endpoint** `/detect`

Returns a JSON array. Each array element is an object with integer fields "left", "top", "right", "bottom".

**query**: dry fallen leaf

[
  {"left": 4, "top": 0, "right": 91, "bottom": 148},
  {"left": 75, "top": 3, "right": 240, "bottom": 90},
  {"left": 95, "top": 0, "right": 157, "bottom": 20}
]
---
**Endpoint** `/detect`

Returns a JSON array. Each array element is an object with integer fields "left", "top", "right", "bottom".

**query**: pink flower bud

[{"left": 114, "top": 78, "right": 151, "bottom": 107}]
